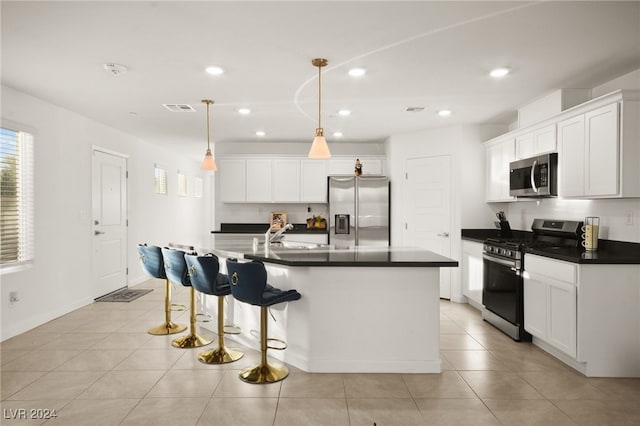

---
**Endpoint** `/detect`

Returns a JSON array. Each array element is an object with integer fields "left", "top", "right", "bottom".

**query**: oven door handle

[{"left": 483, "top": 253, "right": 517, "bottom": 270}]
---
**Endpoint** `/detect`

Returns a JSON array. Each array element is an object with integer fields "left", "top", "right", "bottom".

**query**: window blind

[
  {"left": 1, "top": 127, "right": 34, "bottom": 266},
  {"left": 154, "top": 165, "right": 167, "bottom": 194}
]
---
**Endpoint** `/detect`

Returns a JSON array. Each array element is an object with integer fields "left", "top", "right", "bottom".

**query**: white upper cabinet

[
  {"left": 273, "top": 159, "right": 301, "bottom": 202},
  {"left": 219, "top": 159, "right": 246, "bottom": 202},
  {"left": 585, "top": 104, "right": 619, "bottom": 196},
  {"left": 516, "top": 124, "right": 557, "bottom": 159},
  {"left": 485, "top": 137, "right": 515, "bottom": 202},
  {"left": 558, "top": 115, "right": 586, "bottom": 197},
  {"left": 246, "top": 159, "right": 272, "bottom": 202},
  {"left": 559, "top": 102, "right": 626, "bottom": 198},
  {"left": 301, "top": 160, "right": 328, "bottom": 202},
  {"left": 218, "top": 155, "right": 384, "bottom": 203}
]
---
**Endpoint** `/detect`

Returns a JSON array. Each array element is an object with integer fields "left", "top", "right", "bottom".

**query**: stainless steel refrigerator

[{"left": 328, "top": 176, "right": 390, "bottom": 248}]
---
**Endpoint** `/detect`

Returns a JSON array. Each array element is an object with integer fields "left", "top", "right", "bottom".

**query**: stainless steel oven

[{"left": 482, "top": 240, "right": 531, "bottom": 341}]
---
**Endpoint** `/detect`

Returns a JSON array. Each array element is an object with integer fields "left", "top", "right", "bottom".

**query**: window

[
  {"left": 1, "top": 126, "right": 34, "bottom": 267},
  {"left": 154, "top": 164, "right": 167, "bottom": 194},
  {"left": 177, "top": 171, "right": 187, "bottom": 196}
]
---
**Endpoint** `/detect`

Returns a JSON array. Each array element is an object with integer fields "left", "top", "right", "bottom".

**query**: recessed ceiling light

[
  {"left": 255, "top": 131, "right": 266, "bottom": 137},
  {"left": 333, "top": 131, "right": 343, "bottom": 137},
  {"left": 238, "top": 108, "right": 251, "bottom": 115},
  {"left": 438, "top": 109, "right": 452, "bottom": 117},
  {"left": 338, "top": 110, "right": 351, "bottom": 117},
  {"left": 490, "top": 67, "right": 510, "bottom": 78},
  {"left": 205, "top": 66, "right": 224, "bottom": 76},
  {"left": 348, "top": 68, "right": 366, "bottom": 77}
]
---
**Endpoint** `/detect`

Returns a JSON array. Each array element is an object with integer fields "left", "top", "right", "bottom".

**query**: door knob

[
  {"left": 437, "top": 232, "right": 449, "bottom": 237},
  {"left": 94, "top": 230, "right": 105, "bottom": 236}
]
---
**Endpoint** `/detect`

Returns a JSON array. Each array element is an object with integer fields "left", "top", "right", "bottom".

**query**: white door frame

[{"left": 91, "top": 146, "right": 129, "bottom": 298}]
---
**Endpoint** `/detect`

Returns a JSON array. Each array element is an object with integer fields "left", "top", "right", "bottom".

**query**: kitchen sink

[{"left": 272, "top": 241, "right": 330, "bottom": 249}]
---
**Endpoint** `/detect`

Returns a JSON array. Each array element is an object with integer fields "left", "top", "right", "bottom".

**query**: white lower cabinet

[
  {"left": 524, "top": 254, "right": 577, "bottom": 358},
  {"left": 461, "top": 241, "right": 484, "bottom": 306}
]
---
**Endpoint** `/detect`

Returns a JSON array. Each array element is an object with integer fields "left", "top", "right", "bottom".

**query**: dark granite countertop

[
  {"left": 212, "top": 223, "right": 328, "bottom": 234},
  {"left": 462, "top": 228, "right": 640, "bottom": 265},
  {"left": 208, "top": 242, "right": 458, "bottom": 268}
]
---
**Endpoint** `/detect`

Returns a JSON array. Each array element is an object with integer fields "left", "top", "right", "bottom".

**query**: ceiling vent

[
  {"left": 163, "top": 104, "right": 196, "bottom": 112},
  {"left": 103, "top": 63, "right": 128, "bottom": 76},
  {"left": 404, "top": 106, "right": 425, "bottom": 112}
]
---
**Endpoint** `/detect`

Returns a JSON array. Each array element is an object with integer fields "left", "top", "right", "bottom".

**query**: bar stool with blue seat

[
  {"left": 184, "top": 253, "right": 244, "bottom": 364},
  {"left": 137, "top": 244, "right": 187, "bottom": 335},
  {"left": 226, "top": 259, "right": 301, "bottom": 384},
  {"left": 161, "top": 247, "right": 213, "bottom": 348}
]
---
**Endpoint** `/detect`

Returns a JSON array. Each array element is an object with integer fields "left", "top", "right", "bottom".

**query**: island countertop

[{"left": 209, "top": 242, "right": 459, "bottom": 268}]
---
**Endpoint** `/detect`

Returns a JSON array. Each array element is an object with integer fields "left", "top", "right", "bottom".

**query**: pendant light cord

[
  {"left": 318, "top": 64, "right": 322, "bottom": 130},
  {"left": 206, "top": 102, "right": 211, "bottom": 151}
]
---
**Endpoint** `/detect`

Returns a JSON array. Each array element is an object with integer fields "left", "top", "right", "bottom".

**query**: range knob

[{"left": 506, "top": 250, "right": 512, "bottom": 257}]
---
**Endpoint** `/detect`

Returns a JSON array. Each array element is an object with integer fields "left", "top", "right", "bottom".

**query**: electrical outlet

[
  {"left": 9, "top": 291, "right": 19, "bottom": 305},
  {"left": 625, "top": 210, "right": 634, "bottom": 225}
]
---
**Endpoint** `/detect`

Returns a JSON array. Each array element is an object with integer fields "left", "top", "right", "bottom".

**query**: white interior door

[
  {"left": 92, "top": 149, "right": 128, "bottom": 298},
  {"left": 404, "top": 155, "right": 452, "bottom": 299}
]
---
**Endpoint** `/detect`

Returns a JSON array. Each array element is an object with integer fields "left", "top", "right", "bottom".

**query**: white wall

[
  {"left": 386, "top": 124, "right": 505, "bottom": 302},
  {"left": 0, "top": 85, "right": 209, "bottom": 340},
  {"left": 592, "top": 69, "right": 640, "bottom": 98}
]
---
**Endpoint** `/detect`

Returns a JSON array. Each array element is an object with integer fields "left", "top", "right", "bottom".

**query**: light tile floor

[{"left": 2, "top": 279, "right": 639, "bottom": 425}]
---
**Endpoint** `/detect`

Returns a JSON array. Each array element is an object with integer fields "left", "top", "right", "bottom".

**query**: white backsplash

[{"left": 506, "top": 198, "right": 640, "bottom": 242}]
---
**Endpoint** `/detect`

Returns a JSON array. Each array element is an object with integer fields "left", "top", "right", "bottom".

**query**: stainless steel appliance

[
  {"left": 328, "top": 176, "right": 390, "bottom": 248},
  {"left": 509, "top": 153, "right": 558, "bottom": 197},
  {"left": 482, "top": 218, "right": 582, "bottom": 341}
]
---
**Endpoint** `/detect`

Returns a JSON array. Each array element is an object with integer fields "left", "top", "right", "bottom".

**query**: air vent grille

[
  {"left": 163, "top": 104, "right": 196, "bottom": 112},
  {"left": 404, "top": 106, "right": 425, "bottom": 112}
]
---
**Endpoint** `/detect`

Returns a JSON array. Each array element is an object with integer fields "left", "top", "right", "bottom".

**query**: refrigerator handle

[{"left": 354, "top": 178, "right": 359, "bottom": 246}]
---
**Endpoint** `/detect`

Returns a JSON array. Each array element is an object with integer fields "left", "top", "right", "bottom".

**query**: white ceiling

[{"left": 2, "top": 1, "right": 639, "bottom": 158}]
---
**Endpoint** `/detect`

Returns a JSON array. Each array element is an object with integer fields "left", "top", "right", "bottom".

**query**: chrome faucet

[{"left": 268, "top": 223, "right": 294, "bottom": 244}]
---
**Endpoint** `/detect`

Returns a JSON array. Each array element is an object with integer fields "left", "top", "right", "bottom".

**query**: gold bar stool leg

[
  {"left": 147, "top": 278, "right": 187, "bottom": 335},
  {"left": 198, "top": 296, "right": 244, "bottom": 364},
  {"left": 171, "top": 287, "right": 213, "bottom": 348},
  {"left": 239, "top": 306, "right": 289, "bottom": 384}
]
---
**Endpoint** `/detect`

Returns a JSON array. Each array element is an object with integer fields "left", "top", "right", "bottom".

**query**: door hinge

[
  {"left": 405, "top": 223, "right": 408, "bottom": 230},
  {"left": 405, "top": 172, "right": 408, "bottom": 180},
  {"left": 126, "top": 267, "right": 129, "bottom": 275},
  {"left": 126, "top": 171, "right": 129, "bottom": 178}
]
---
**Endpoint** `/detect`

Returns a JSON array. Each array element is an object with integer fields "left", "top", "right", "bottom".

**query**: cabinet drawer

[{"left": 525, "top": 255, "right": 576, "bottom": 283}]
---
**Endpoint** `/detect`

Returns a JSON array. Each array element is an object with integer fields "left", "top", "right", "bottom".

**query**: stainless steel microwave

[{"left": 509, "top": 153, "right": 558, "bottom": 197}]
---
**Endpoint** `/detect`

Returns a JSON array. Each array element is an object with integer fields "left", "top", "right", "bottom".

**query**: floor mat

[{"left": 95, "top": 288, "right": 153, "bottom": 302}]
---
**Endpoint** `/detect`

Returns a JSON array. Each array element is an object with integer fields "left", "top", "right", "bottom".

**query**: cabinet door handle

[
  {"left": 530, "top": 160, "right": 538, "bottom": 193},
  {"left": 94, "top": 230, "right": 105, "bottom": 236},
  {"left": 437, "top": 232, "right": 449, "bottom": 237}
]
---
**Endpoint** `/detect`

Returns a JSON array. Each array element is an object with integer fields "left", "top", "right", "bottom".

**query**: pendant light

[
  {"left": 308, "top": 58, "right": 331, "bottom": 159},
  {"left": 201, "top": 99, "right": 217, "bottom": 171}
]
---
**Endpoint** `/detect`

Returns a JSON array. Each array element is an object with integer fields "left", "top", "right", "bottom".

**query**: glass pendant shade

[
  {"left": 202, "top": 148, "right": 217, "bottom": 171},
  {"left": 308, "top": 128, "right": 331, "bottom": 159}
]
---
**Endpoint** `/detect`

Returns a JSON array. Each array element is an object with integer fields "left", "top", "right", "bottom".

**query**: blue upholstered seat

[
  {"left": 184, "top": 253, "right": 244, "bottom": 364},
  {"left": 137, "top": 244, "right": 187, "bottom": 335},
  {"left": 161, "top": 247, "right": 191, "bottom": 287},
  {"left": 137, "top": 244, "right": 166, "bottom": 280},
  {"left": 161, "top": 247, "right": 213, "bottom": 349},
  {"left": 184, "top": 253, "right": 231, "bottom": 297},
  {"left": 225, "top": 259, "right": 301, "bottom": 383},
  {"left": 226, "top": 259, "right": 301, "bottom": 307}
]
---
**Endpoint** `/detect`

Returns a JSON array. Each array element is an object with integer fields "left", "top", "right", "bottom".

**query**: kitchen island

[{"left": 200, "top": 242, "right": 458, "bottom": 373}]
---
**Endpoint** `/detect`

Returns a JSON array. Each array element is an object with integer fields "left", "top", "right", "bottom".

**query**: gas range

[{"left": 481, "top": 218, "right": 582, "bottom": 341}]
